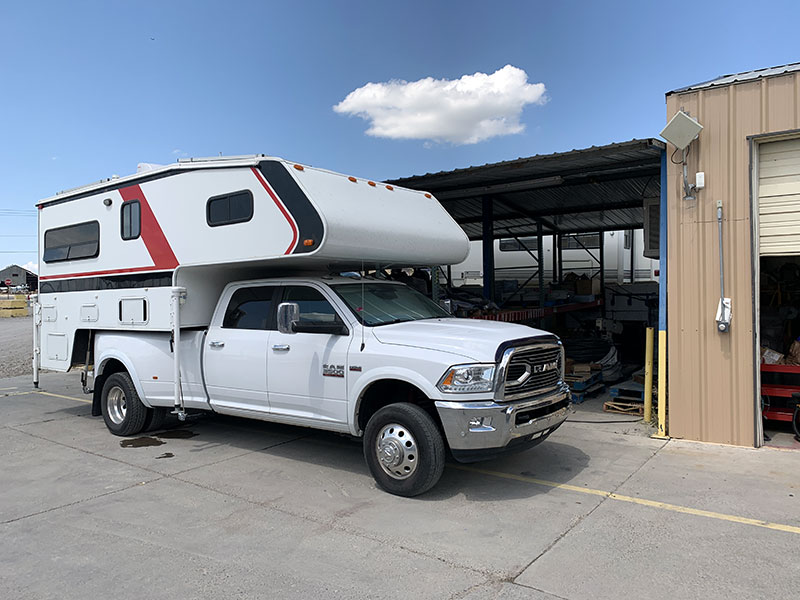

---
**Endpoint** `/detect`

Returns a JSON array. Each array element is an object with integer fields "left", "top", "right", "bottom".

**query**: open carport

[{"left": 390, "top": 138, "right": 666, "bottom": 314}]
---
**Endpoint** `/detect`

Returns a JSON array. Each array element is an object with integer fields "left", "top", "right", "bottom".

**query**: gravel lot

[{"left": 0, "top": 316, "right": 32, "bottom": 379}]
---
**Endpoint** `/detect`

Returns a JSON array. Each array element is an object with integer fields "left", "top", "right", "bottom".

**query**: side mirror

[
  {"left": 277, "top": 302, "right": 300, "bottom": 334},
  {"left": 439, "top": 299, "right": 453, "bottom": 314}
]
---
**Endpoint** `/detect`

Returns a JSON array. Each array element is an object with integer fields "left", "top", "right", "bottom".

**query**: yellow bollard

[
  {"left": 644, "top": 327, "right": 654, "bottom": 423},
  {"left": 654, "top": 329, "right": 668, "bottom": 438}
]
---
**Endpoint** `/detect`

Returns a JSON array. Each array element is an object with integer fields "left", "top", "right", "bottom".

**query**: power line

[
  {"left": 0, "top": 209, "right": 37, "bottom": 217},
  {"left": 0, "top": 250, "right": 36, "bottom": 253},
  {"left": 0, "top": 234, "right": 36, "bottom": 237}
]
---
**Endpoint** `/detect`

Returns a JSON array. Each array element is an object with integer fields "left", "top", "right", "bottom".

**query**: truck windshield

[{"left": 332, "top": 282, "right": 449, "bottom": 326}]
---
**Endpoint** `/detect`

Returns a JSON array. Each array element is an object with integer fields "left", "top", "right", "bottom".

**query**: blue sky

[{"left": 2, "top": 0, "right": 799, "bottom": 271}]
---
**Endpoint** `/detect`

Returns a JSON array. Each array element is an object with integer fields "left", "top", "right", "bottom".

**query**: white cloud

[
  {"left": 21, "top": 261, "right": 38, "bottom": 274},
  {"left": 333, "top": 65, "right": 547, "bottom": 145}
]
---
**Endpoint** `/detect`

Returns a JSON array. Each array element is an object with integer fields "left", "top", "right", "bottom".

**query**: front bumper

[{"left": 434, "top": 384, "right": 570, "bottom": 462}]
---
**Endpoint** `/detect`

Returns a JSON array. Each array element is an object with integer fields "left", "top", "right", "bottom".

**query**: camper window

[
  {"left": 43, "top": 221, "right": 100, "bottom": 263},
  {"left": 121, "top": 200, "right": 141, "bottom": 240},
  {"left": 207, "top": 190, "right": 254, "bottom": 227}
]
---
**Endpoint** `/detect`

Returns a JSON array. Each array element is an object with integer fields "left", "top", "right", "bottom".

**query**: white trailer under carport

[{"left": 34, "top": 155, "right": 571, "bottom": 496}]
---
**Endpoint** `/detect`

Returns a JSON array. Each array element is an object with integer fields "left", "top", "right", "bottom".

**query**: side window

[
  {"left": 222, "top": 286, "right": 276, "bottom": 330},
  {"left": 43, "top": 221, "right": 100, "bottom": 263},
  {"left": 207, "top": 190, "right": 254, "bottom": 227},
  {"left": 283, "top": 286, "right": 343, "bottom": 326},
  {"left": 121, "top": 200, "right": 141, "bottom": 240}
]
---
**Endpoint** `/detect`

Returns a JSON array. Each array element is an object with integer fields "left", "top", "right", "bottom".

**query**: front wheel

[
  {"left": 101, "top": 372, "right": 148, "bottom": 436},
  {"left": 363, "top": 402, "right": 445, "bottom": 497}
]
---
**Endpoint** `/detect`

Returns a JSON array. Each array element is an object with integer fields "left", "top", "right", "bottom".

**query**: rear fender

[{"left": 94, "top": 351, "right": 151, "bottom": 409}]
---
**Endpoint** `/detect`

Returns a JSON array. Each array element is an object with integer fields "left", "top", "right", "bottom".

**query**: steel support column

[
  {"left": 656, "top": 148, "right": 668, "bottom": 439},
  {"left": 600, "top": 230, "right": 606, "bottom": 318},
  {"left": 482, "top": 197, "right": 495, "bottom": 301},
  {"left": 557, "top": 233, "right": 563, "bottom": 282},
  {"left": 537, "top": 222, "right": 545, "bottom": 308},
  {"left": 551, "top": 234, "right": 558, "bottom": 282}
]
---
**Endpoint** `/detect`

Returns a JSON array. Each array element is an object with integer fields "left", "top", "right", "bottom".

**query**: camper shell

[{"left": 36, "top": 155, "right": 468, "bottom": 369}]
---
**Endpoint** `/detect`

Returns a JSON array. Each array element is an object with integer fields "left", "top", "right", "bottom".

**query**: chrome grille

[{"left": 503, "top": 344, "right": 562, "bottom": 400}]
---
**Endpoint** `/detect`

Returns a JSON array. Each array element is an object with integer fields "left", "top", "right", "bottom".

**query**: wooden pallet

[
  {"left": 565, "top": 370, "right": 603, "bottom": 392},
  {"left": 571, "top": 382, "right": 606, "bottom": 404},
  {"left": 603, "top": 400, "right": 644, "bottom": 415},
  {"left": 609, "top": 380, "right": 657, "bottom": 402}
]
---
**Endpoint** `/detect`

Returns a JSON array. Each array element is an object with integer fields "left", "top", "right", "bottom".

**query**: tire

[
  {"left": 143, "top": 406, "right": 169, "bottom": 432},
  {"left": 101, "top": 372, "right": 148, "bottom": 436},
  {"left": 363, "top": 402, "right": 445, "bottom": 497}
]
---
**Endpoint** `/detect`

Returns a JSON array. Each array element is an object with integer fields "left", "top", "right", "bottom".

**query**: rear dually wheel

[{"left": 101, "top": 372, "right": 148, "bottom": 437}]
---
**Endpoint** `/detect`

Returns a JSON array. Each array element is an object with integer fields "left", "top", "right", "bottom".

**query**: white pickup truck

[
  {"left": 35, "top": 155, "right": 569, "bottom": 496},
  {"left": 93, "top": 275, "right": 569, "bottom": 496}
]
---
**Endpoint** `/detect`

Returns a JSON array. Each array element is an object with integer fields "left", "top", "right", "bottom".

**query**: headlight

[{"left": 437, "top": 364, "right": 496, "bottom": 393}]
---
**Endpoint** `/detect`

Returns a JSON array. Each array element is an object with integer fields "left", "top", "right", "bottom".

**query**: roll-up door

[{"left": 759, "top": 137, "right": 800, "bottom": 255}]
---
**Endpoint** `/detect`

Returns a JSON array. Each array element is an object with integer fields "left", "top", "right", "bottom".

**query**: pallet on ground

[
  {"left": 571, "top": 382, "right": 606, "bottom": 404},
  {"left": 565, "top": 370, "right": 603, "bottom": 391},
  {"left": 603, "top": 400, "right": 644, "bottom": 415},
  {"left": 609, "top": 380, "right": 655, "bottom": 402}
]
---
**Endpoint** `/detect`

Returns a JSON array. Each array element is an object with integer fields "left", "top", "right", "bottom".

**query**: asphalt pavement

[{"left": 1, "top": 371, "right": 798, "bottom": 599}]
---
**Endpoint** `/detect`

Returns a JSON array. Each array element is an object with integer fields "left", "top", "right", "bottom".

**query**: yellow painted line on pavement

[
  {"left": 37, "top": 391, "right": 92, "bottom": 404},
  {"left": 0, "top": 387, "right": 18, "bottom": 391},
  {"left": 451, "top": 464, "right": 800, "bottom": 536}
]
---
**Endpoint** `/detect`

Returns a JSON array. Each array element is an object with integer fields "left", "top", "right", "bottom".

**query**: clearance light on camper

[
  {"left": 424, "top": 193, "right": 432, "bottom": 199},
  {"left": 438, "top": 364, "right": 495, "bottom": 393},
  {"left": 293, "top": 164, "right": 304, "bottom": 171},
  {"left": 368, "top": 181, "right": 376, "bottom": 187},
  {"left": 303, "top": 239, "right": 314, "bottom": 247},
  {"left": 385, "top": 185, "right": 394, "bottom": 191},
  {"left": 348, "top": 176, "right": 357, "bottom": 183}
]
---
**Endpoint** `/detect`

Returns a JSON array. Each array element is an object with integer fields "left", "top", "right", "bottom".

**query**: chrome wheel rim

[
  {"left": 107, "top": 385, "right": 127, "bottom": 425},
  {"left": 375, "top": 423, "right": 418, "bottom": 480}
]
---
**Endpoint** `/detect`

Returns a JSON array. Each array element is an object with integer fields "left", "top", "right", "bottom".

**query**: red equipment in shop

[{"left": 760, "top": 364, "right": 800, "bottom": 440}]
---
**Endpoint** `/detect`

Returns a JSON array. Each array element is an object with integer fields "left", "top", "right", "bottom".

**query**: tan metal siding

[
  {"left": 666, "top": 73, "right": 800, "bottom": 446},
  {"left": 759, "top": 138, "right": 800, "bottom": 255}
]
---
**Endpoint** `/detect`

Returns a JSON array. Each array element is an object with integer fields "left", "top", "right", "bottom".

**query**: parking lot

[{"left": 1, "top": 367, "right": 798, "bottom": 599}]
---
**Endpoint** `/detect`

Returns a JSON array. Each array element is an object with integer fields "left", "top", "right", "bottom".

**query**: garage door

[{"left": 759, "top": 137, "right": 800, "bottom": 255}]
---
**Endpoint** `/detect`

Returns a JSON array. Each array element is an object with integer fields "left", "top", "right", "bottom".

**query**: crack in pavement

[{"left": 509, "top": 438, "right": 670, "bottom": 589}]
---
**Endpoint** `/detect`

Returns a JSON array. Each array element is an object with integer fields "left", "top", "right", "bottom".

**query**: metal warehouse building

[{"left": 665, "top": 62, "right": 800, "bottom": 447}]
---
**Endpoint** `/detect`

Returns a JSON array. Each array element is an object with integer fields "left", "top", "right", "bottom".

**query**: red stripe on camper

[
  {"left": 251, "top": 167, "right": 298, "bottom": 254},
  {"left": 119, "top": 184, "right": 179, "bottom": 270}
]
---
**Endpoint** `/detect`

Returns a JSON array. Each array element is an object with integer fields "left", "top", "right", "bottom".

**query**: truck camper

[{"left": 35, "top": 155, "right": 570, "bottom": 496}]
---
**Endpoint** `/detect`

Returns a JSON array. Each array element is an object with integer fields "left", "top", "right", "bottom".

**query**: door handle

[
  {"left": 209, "top": 341, "right": 225, "bottom": 348},
  {"left": 272, "top": 344, "right": 291, "bottom": 352}
]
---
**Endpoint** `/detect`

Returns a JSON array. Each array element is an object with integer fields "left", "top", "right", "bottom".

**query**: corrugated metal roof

[
  {"left": 668, "top": 62, "right": 800, "bottom": 95},
  {"left": 388, "top": 138, "right": 664, "bottom": 239}
]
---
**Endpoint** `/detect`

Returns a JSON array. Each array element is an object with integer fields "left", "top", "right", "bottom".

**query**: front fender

[{"left": 349, "top": 367, "right": 442, "bottom": 435}]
